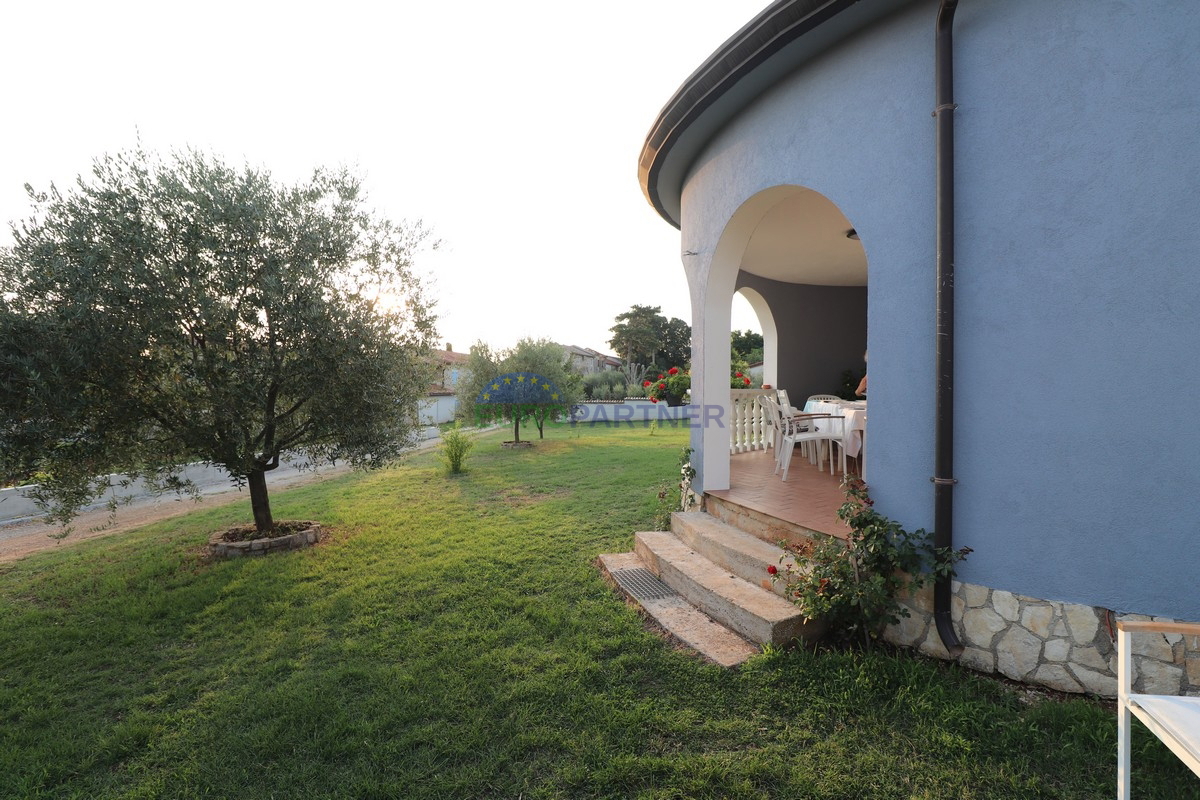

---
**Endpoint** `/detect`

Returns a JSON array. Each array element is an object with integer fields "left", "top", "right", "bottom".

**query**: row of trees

[
  {"left": 606, "top": 306, "right": 764, "bottom": 375},
  {"left": 607, "top": 304, "right": 690, "bottom": 371},
  {"left": 0, "top": 146, "right": 762, "bottom": 536},
  {"left": 456, "top": 338, "right": 582, "bottom": 444}
]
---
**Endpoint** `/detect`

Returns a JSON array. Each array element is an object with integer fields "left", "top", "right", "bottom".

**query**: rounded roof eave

[{"left": 638, "top": 0, "right": 914, "bottom": 229}]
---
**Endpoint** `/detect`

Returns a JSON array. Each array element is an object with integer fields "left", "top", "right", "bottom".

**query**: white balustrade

[{"left": 729, "top": 390, "right": 772, "bottom": 454}]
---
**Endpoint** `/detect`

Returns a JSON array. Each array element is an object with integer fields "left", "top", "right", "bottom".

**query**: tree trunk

[
  {"left": 248, "top": 468, "right": 274, "bottom": 533},
  {"left": 512, "top": 408, "right": 521, "bottom": 443}
]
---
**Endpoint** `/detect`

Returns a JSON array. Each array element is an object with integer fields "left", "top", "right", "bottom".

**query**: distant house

[
  {"left": 562, "top": 344, "right": 621, "bottom": 375},
  {"left": 419, "top": 344, "right": 470, "bottom": 425},
  {"left": 596, "top": 352, "right": 623, "bottom": 372},
  {"left": 636, "top": 0, "right": 1200, "bottom": 694}
]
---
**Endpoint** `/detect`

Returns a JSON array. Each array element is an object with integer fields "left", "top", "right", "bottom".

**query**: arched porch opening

[
  {"left": 734, "top": 286, "right": 776, "bottom": 389},
  {"left": 696, "top": 185, "right": 867, "bottom": 492}
]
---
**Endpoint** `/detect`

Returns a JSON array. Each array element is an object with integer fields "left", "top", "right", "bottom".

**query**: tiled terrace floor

[{"left": 707, "top": 449, "right": 856, "bottom": 537}]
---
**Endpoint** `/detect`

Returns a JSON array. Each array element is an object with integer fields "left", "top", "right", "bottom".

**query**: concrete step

[
  {"left": 597, "top": 551, "right": 760, "bottom": 667},
  {"left": 703, "top": 492, "right": 833, "bottom": 550},
  {"left": 670, "top": 511, "right": 796, "bottom": 598},
  {"left": 634, "top": 530, "right": 824, "bottom": 647}
]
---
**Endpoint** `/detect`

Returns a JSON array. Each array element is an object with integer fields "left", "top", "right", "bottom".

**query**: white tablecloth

[{"left": 800, "top": 399, "right": 867, "bottom": 458}]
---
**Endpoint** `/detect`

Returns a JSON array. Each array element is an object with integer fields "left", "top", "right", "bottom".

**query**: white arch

[
  {"left": 692, "top": 184, "right": 862, "bottom": 492},
  {"left": 735, "top": 286, "right": 778, "bottom": 389},
  {"left": 693, "top": 186, "right": 800, "bottom": 492}
]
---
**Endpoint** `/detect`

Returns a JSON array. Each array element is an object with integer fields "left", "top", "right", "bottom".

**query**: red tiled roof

[{"left": 434, "top": 349, "right": 470, "bottom": 364}]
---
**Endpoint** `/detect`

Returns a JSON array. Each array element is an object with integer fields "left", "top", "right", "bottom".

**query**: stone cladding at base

[{"left": 885, "top": 581, "right": 1200, "bottom": 699}]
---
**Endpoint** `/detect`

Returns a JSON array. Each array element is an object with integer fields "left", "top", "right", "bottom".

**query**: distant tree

[
  {"left": 660, "top": 316, "right": 692, "bottom": 370},
  {"left": 457, "top": 342, "right": 502, "bottom": 428},
  {"left": 608, "top": 305, "right": 691, "bottom": 370},
  {"left": 506, "top": 339, "right": 582, "bottom": 439},
  {"left": 457, "top": 338, "right": 581, "bottom": 443},
  {"left": 0, "top": 147, "right": 437, "bottom": 534},
  {"left": 608, "top": 304, "right": 662, "bottom": 367},
  {"left": 731, "top": 329, "right": 764, "bottom": 364}
]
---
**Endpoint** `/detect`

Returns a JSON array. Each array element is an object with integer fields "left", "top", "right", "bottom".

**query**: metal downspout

[{"left": 933, "top": 0, "right": 964, "bottom": 657}]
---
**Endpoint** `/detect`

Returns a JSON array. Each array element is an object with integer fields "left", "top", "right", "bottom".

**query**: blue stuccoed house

[{"left": 625, "top": 0, "right": 1200, "bottom": 696}]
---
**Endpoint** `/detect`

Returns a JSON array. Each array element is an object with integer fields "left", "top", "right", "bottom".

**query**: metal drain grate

[{"left": 611, "top": 567, "right": 677, "bottom": 600}]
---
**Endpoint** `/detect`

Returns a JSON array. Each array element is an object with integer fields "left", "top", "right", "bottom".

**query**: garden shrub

[
  {"left": 772, "top": 476, "right": 969, "bottom": 648},
  {"left": 439, "top": 424, "right": 474, "bottom": 475}
]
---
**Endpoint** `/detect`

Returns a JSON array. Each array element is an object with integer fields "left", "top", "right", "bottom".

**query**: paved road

[{"left": 0, "top": 432, "right": 451, "bottom": 561}]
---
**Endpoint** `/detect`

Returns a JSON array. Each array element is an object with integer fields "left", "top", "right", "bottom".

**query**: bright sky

[{"left": 1, "top": 0, "right": 764, "bottom": 356}]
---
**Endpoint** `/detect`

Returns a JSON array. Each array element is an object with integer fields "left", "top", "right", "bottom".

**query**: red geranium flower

[
  {"left": 667, "top": 367, "right": 679, "bottom": 375},
  {"left": 658, "top": 382, "right": 666, "bottom": 390},
  {"left": 658, "top": 374, "right": 664, "bottom": 379},
  {"left": 744, "top": 377, "right": 751, "bottom": 385},
  {"left": 734, "top": 371, "right": 743, "bottom": 378},
  {"left": 767, "top": 564, "right": 778, "bottom": 575},
  {"left": 650, "top": 397, "right": 659, "bottom": 403},
  {"left": 643, "top": 380, "right": 651, "bottom": 387}
]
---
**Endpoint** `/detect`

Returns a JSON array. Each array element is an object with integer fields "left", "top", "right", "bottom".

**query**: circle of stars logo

[{"left": 477, "top": 372, "right": 562, "bottom": 405}]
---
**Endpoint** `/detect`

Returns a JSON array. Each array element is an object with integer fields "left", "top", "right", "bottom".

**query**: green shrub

[
  {"left": 582, "top": 371, "right": 623, "bottom": 400},
  {"left": 438, "top": 424, "right": 474, "bottom": 474},
  {"left": 772, "top": 476, "right": 969, "bottom": 648}
]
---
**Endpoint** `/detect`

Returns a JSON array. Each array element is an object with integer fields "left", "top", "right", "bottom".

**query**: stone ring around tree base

[{"left": 207, "top": 521, "right": 322, "bottom": 558}]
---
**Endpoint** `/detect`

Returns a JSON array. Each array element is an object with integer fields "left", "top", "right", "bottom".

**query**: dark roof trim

[{"left": 638, "top": 0, "right": 912, "bottom": 229}]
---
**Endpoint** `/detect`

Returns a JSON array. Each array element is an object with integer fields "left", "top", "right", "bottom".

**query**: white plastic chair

[
  {"left": 759, "top": 395, "right": 792, "bottom": 469},
  {"left": 762, "top": 397, "right": 832, "bottom": 480},
  {"left": 774, "top": 389, "right": 808, "bottom": 457},
  {"left": 806, "top": 394, "right": 841, "bottom": 404},
  {"left": 806, "top": 412, "right": 847, "bottom": 475},
  {"left": 1118, "top": 618, "right": 1200, "bottom": 799}
]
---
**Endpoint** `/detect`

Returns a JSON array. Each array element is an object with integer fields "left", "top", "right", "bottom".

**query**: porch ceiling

[{"left": 738, "top": 190, "right": 867, "bottom": 286}]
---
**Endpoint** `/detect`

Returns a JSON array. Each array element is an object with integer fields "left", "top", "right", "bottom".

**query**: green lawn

[{"left": 0, "top": 422, "right": 1194, "bottom": 799}]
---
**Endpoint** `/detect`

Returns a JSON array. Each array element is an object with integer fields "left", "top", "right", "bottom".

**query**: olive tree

[
  {"left": 0, "top": 147, "right": 437, "bottom": 533},
  {"left": 457, "top": 338, "right": 580, "bottom": 443}
]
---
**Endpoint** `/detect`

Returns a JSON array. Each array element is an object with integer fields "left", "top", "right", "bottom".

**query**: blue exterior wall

[{"left": 678, "top": 0, "right": 1200, "bottom": 620}]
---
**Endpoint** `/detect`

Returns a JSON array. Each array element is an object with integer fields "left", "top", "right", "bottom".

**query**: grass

[{"left": 0, "top": 421, "right": 1196, "bottom": 799}]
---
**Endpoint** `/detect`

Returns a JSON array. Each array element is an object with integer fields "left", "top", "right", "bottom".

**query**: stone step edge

[
  {"left": 596, "top": 551, "right": 760, "bottom": 667},
  {"left": 671, "top": 511, "right": 797, "bottom": 597},
  {"left": 702, "top": 491, "right": 837, "bottom": 548},
  {"left": 634, "top": 531, "right": 822, "bottom": 647}
]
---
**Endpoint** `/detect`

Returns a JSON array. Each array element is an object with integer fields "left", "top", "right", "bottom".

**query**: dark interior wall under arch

[{"left": 735, "top": 271, "right": 867, "bottom": 399}]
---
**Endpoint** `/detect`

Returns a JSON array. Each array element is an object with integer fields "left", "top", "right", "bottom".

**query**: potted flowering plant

[
  {"left": 645, "top": 366, "right": 689, "bottom": 406},
  {"left": 645, "top": 366, "right": 757, "bottom": 405}
]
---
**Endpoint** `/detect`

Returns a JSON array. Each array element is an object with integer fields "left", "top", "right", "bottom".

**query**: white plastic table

[{"left": 801, "top": 399, "right": 866, "bottom": 458}]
